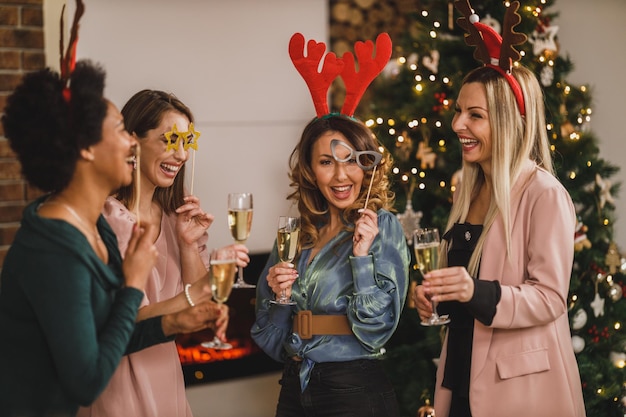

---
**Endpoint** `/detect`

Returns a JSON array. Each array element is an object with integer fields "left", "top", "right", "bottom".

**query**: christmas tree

[{"left": 330, "top": 1, "right": 625, "bottom": 416}]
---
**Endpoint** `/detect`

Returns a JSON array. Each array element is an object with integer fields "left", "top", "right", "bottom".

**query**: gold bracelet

[{"left": 184, "top": 283, "right": 195, "bottom": 307}]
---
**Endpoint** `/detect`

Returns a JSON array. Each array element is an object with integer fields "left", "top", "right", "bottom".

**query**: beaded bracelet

[{"left": 184, "top": 283, "right": 195, "bottom": 307}]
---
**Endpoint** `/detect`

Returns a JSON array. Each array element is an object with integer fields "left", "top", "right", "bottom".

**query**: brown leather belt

[{"left": 292, "top": 310, "right": 352, "bottom": 339}]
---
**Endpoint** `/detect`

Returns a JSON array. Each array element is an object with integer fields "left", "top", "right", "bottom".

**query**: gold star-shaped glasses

[{"left": 164, "top": 123, "right": 200, "bottom": 152}]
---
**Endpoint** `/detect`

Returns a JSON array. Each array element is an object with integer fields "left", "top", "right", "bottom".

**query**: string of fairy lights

[
  {"left": 359, "top": 1, "right": 626, "bottom": 410},
  {"left": 363, "top": 0, "right": 603, "bottom": 224}
]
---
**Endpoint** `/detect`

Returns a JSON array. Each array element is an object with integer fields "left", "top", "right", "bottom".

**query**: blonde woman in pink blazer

[{"left": 412, "top": 63, "right": 586, "bottom": 416}]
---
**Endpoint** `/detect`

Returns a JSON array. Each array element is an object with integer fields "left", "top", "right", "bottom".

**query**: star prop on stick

[
  {"left": 595, "top": 173, "right": 614, "bottom": 209},
  {"left": 164, "top": 123, "right": 201, "bottom": 195}
]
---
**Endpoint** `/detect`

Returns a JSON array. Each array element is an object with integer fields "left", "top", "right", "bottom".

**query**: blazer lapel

[{"left": 470, "top": 161, "right": 537, "bottom": 379}]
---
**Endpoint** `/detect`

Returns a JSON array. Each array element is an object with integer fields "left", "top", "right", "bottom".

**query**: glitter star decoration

[
  {"left": 590, "top": 292, "right": 605, "bottom": 318},
  {"left": 396, "top": 200, "right": 423, "bottom": 243},
  {"left": 595, "top": 173, "right": 614, "bottom": 209}
]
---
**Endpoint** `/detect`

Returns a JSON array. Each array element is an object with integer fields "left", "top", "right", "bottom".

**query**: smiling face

[
  {"left": 92, "top": 101, "right": 137, "bottom": 191},
  {"left": 138, "top": 110, "right": 190, "bottom": 189},
  {"left": 311, "top": 131, "right": 364, "bottom": 214},
  {"left": 452, "top": 81, "right": 493, "bottom": 174}
]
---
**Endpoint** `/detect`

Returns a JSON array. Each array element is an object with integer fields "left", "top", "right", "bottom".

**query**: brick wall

[{"left": 0, "top": 0, "right": 45, "bottom": 267}]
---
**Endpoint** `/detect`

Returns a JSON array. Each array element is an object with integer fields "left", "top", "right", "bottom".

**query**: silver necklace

[{"left": 45, "top": 201, "right": 102, "bottom": 242}]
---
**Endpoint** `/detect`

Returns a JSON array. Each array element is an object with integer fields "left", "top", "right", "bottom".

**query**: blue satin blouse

[{"left": 251, "top": 209, "right": 410, "bottom": 391}]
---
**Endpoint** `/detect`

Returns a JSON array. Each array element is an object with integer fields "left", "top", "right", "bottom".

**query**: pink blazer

[{"left": 434, "top": 161, "right": 586, "bottom": 417}]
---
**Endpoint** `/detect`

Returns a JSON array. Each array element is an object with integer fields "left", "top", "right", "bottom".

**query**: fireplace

[{"left": 176, "top": 252, "right": 283, "bottom": 385}]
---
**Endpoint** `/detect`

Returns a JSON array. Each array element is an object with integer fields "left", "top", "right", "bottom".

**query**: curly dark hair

[
  {"left": 115, "top": 89, "right": 194, "bottom": 215},
  {"left": 2, "top": 60, "right": 107, "bottom": 192}
]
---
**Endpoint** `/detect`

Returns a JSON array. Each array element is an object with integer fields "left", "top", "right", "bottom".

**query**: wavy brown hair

[{"left": 287, "top": 115, "right": 395, "bottom": 249}]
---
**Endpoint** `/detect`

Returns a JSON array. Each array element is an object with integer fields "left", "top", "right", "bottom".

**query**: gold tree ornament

[
  {"left": 417, "top": 400, "right": 435, "bottom": 417},
  {"left": 416, "top": 141, "right": 436, "bottom": 169},
  {"left": 605, "top": 242, "right": 621, "bottom": 274}
]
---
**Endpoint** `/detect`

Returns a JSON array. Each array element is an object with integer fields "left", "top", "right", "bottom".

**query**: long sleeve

[
  {"left": 251, "top": 209, "right": 410, "bottom": 389},
  {"left": 0, "top": 232, "right": 144, "bottom": 408},
  {"left": 250, "top": 243, "right": 294, "bottom": 362},
  {"left": 489, "top": 176, "right": 576, "bottom": 329},
  {"left": 347, "top": 211, "right": 411, "bottom": 351}
]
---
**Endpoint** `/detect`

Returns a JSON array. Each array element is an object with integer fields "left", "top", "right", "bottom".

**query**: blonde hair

[
  {"left": 288, "top": 115, "right": 395, "bottom": 250},
  {"left": 441, "top": 66, "right": 553, "bottom": 276}
]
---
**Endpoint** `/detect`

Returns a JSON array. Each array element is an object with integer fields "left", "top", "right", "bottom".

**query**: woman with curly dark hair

[
  {"left": 0, "top": 62, "right": 224, "bottom": 417},
  {"left": 251, "top": 114, "right": 410, "bottom": 417}
]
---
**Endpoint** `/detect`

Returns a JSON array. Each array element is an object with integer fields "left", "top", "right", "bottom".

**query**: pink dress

[{"left": 77, "top": 197, "right": 209, "bottom": 417}]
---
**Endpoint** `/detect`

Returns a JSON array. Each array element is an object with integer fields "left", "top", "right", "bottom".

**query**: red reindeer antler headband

[
  {"left": 59, "top": 0, "right": 85, "bottom": 103},
  {"left": 454, "top": 0, "right": 527, "bottom": 116},
  {"left": 289, "top": 32, "right": 392, "bottom": 118}
]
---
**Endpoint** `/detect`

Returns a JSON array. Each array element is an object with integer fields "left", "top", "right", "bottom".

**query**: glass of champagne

[
  {"left": 201, "top": 247, "right": 237, "bottom": 350},
  {"left": 228, "top": 192, "right": 254, "bottom": 288},
  {"left": 270, "top": 216, "right": 300, "bottom": 306},
  {"left": 414, "top": 227, "right": 450, "bottom": 326}
]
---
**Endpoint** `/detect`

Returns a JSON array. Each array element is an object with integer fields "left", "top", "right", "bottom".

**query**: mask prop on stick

[{"left": 330, "top": 139, "right": 382, "bottom": 210}]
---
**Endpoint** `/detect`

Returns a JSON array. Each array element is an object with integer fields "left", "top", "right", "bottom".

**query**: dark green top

[{"left": 0, "top": 195, "right": 172, "bottom": 416}]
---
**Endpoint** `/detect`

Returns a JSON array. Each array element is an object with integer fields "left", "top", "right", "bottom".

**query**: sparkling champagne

[
  {"left": 277, "top": 228, "right": 299, "bottom": 262},
  {"left": 228, "top": 209, "right": 253, "bottom": 243},
  {"left": 210, "top": 259, "right": 237, "bottom": 303},
  {"left": 414, "top": 242, "right": 439, "bottom": 274}
]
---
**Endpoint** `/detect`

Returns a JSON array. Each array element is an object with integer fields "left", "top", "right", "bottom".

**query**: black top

[{"left": 438, "top": 223, "right": 501, "bottom": 417}]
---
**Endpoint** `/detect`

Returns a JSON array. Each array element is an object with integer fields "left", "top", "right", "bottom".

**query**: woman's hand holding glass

[
  {"left": 228, "top": 192, "right": 254, "bottom": 288},
  {"left": 161, "top": 301, "right": 228, "bottom": 337},
  {"left": 270, "top": 216, "right": 300, "bottom": 305},
  {"left": 414, "top": 227, "right": 450, "bottom": 326},
  {"left": 420, "top": 266, "right": 476, "bottom": 304},
  {"left": 267, "top": 262, "right": 299, "bottom": 306},
  {"left": 200, "top": 247, "right": 237, "bottom": 350}
]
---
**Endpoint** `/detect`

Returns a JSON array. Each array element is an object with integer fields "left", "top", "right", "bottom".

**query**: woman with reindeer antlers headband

[
  {"left": 411, "top": 1, "right": 585, "bottom": 416},
  {"left": 251, "top": 32, "right": 410, "bottom": 417},
  {"left": 0, "top": 2, "right": 225, "bottom": 416}
]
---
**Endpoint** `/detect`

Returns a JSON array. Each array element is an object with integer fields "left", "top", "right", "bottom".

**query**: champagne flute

[
  {"left": 270, "top": 216, "right": 300, "bottom": 306},
  {"left": 201, "top": 247, "right": 237, "bottom": 350},
  {"left": 414, "top": 227, "right": 450, "bottom": 326},
  {"left": 228, "top": 192, "right": 254, "bottom": 288}
]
